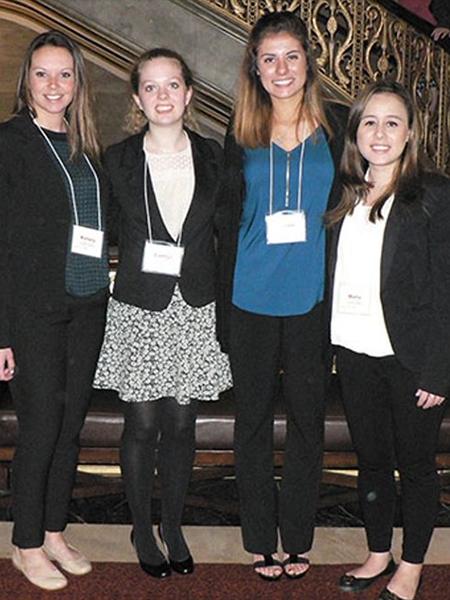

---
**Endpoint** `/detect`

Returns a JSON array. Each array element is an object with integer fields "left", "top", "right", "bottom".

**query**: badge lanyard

[
  {"left": 143, "top": 157, "right": 185, "bottom": 248},
  {"left": 265, "top": 126, "right": 307, "bottom": 245},
  {"left": 33, "top": 119, "right": 102, "bottom": 233},
  {"left": 141, "top": 157, "right": 185, "bottom": 276},
  {"left": 268, "top": 130, "right": 306, "bottom": 216}
]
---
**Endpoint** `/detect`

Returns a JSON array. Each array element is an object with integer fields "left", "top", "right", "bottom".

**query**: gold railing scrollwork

[{"left": 198, "top": 0, "right": 450, "bottom": 174}]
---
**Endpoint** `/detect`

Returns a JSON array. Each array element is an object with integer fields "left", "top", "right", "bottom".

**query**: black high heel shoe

[
  {"left": 157, "top": 525, "right": 194, "bottom": 575},
  {"left": 130, "top": 528, "right": 171, "bottom": 579}
]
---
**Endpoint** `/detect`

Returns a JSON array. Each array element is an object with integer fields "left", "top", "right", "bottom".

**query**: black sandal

[
  {"left": 283, "top": 555, "right": 310, "bottom": 579},
  {"left": 253, "top": 555, "right": 283, "bottom": 581}
]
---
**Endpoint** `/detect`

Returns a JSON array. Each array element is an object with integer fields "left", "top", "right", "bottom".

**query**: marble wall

[{"left": 44, "top": 0, "right": 244, "bottom": 97}]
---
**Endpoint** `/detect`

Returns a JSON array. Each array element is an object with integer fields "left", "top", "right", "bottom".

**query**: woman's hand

[
  {"left": 0, "top": 347, "right": 15, "bottom": 381},
  {"left": 432, "top": 27, "right": 450, "bottom": 41},
  {"left": 415, "top": 388, "right": 445, "bottom": 409}
]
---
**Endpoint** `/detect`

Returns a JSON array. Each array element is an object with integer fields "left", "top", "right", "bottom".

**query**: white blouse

[
  {"left": 144, "top": 137, "right": 195, "bottom": 241},
  {"left": 331, "top": 196, "right": 395, "bottom": 357}
]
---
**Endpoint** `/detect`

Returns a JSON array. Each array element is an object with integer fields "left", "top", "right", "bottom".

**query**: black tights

[{"left": 120, "top": 397, "right": 197, "bottom": 563}]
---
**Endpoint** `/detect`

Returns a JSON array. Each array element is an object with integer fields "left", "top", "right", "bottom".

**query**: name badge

[
  {"left": 337, "top": 282, "right": 371, "bottom": 315},
  {"left": 265, "top": 210, "right": 306, "bottom": 245},
  {"left": 142, "top": 241, "right": 184, "bottom": 277},
  {"left": 71, "top": 225, "right": 104, "bottom": 258}
]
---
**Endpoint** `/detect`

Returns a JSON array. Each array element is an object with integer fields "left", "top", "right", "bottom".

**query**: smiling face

[
  {"left": 256, "top": 32, "right": 307, "bottom": 104},
  {"left": 356, "top": 92, "right": 411, "bottom": 174},
  {"left": 133, "top": 57, "right": 193, "bottom": 129},
  {"left": 28, "top": 45, "right": 75, "bottom": 128}
]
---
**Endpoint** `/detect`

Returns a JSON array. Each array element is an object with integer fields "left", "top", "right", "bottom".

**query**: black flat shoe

[
  {"left": 283, "top": 555, "right": 310, "bottom": 580},
  {"left": 253, "top": 555, "right": 283, "bottom": 581},
  {"left": 157, "top": 525, "right": 194, "bottom": 575},
  {"left": 379, "top": 589, "right": 406, "bottom": 600},
  {"left": 130, "top": 528, "right": 171, "bottom": 579},
  {"left": 378, "top": 576, "right": 423, "bottom": 600},
  {"left": 339, "top": 558, "right": 396, "bottom": 592}
]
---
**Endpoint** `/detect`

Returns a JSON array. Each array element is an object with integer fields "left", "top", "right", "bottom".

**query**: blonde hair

[
  {"left": 15, "top": 30, "right": 101, "bottom": 161},
  {"left": 234, "top": 11, "right": 330, "bottom": 148},
  {"left": 124, "top": 47, "right": 197, "bottom": 134}
]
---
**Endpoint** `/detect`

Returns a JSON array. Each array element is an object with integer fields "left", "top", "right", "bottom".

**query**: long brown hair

[
  {"left": 327, "top": 80, "right": 421, "bottom": 225},
  {"left": 234, "top": 10, "right": 330, "bottom": 148},
  {"left": 15, "top": 30, "right": 101, "bottom": 161},
  {"left": 124, "top": 47, "right": 197, "bottom": 134}
]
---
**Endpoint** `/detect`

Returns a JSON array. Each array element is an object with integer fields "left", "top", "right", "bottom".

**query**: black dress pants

[
  {"left": 230, "top": 303, "right": 325, "bottom": 555},
  {"left": 10, "top": 292, "right": 107, "bottom": 548},
  {"left": 336, "top": 347, "right": 446, "bottom": 564}
]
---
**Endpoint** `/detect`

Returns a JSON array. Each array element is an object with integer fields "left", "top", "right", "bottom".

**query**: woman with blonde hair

[
  {"left": 329, "top": 80, "right": 450, "bottom": 600},
  {"left": 0, "top": 30, "right": 108, "bottom": 590},
  {"left": 94, "top": 47, "right": 231, "bottom": 579},
  {"left": 217, "top": 10, "right": 347, "bottom": 580}
]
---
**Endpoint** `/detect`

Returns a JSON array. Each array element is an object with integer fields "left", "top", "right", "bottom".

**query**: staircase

[{"left": 0, "top": 0, "right": 448, "bottom": 172}]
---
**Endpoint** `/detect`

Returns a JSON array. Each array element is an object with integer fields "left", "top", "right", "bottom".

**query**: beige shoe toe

[{"left": 12, "top": 549, "right": 68, "bottom": 591}]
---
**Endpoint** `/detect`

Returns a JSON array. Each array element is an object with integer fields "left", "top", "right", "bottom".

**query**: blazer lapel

[
  {"left": 18, "top": 116, "right": 71, "bottom": 218},
  {"left": 328, "top": 219, "right": 344, "bottom": 302},
  {"left": 121, "top": 131, "right": 146, "bottom": 188},
  {"left": 181, "top": 131, "right": 216, "bottom": 241},
  {"left": 380, "top": 199, "right": 402, "bottom": 291}
]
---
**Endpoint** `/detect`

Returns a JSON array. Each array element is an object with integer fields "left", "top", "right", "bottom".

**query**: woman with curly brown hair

[{"left": 94, "top": 47, "right": 231, "bottom": 579}]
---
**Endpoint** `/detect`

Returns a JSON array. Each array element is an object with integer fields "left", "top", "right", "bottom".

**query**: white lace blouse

[{"left": 144, "top": 136, "right": 195, "bottom": 241}]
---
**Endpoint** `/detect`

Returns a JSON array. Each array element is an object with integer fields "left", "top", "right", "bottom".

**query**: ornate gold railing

[{"left": 196, "top": 0, "right": 450, "bottom": 173}]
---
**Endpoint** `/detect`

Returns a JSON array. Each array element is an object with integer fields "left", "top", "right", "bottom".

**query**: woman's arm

[
  {"left": 210, "top": 138, "right": 225, "bottom": 234},
  {"left": 418, "top": 176, "right": 450, "bottom": 398},
  {"left": 0, "top": 132, "right": 16, "bottom": 379},
  {"left": 104, "top": 147, "right": 121, "bottom": 248},
  {"left": 214, "top": 126, "right": 243, "bottom": 353},
  {"left": 0, "top": 135, "right": 12, "bottom": 350}
]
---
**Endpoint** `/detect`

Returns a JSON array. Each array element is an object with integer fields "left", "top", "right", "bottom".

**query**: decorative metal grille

[{"left": 199, "top": 0, "right": 450, "bottom": 172}]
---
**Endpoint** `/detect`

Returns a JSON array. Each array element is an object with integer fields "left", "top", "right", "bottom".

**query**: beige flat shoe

[
  {"left": 12, "top": 548, "right": 68, "bottom": 590},
  {"left": 44, "top": 544, "right": 92, "bottom": 576}
]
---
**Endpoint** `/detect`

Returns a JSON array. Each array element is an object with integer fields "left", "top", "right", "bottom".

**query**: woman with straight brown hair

[
  {"left": 216, "top": 10, "right": 347, "bottom": 580},
  {"left": 329, "top": 80, "right": 450, "bottom": 600},
  {"left": 0, "top": 30, "right": 108, "bottom": 590}
]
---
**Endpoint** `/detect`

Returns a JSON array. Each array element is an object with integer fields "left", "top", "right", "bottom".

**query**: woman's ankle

[{"left": 159, "top": 524, "right": 190, "bottom": 561}]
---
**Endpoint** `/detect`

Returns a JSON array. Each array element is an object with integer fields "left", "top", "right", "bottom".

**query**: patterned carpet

[{"left": 0, "top": 561, "right": 447, "bottom": 600}]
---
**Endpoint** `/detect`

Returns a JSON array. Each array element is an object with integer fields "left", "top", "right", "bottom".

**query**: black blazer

[
  {"left": 216, "top": 101, "right": 349, "bottom": 351},
  {"left": 0, "top": 111, "right": 108, "bottom": 348},
  {"left": 105, "top": 128, "right": 223, "bottom": 311},
  {"left": 329, "top": 173, "right": 450, "bottom": 397}
]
